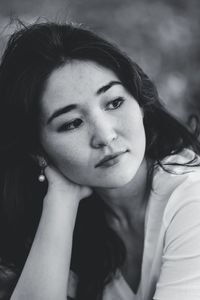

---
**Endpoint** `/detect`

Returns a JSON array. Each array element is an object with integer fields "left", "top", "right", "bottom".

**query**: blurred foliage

[{"left": 0, "top": 0, "right": 200, "bottom": 123}]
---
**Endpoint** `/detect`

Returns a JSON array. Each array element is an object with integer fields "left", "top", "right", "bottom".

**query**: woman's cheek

[{"left": 52, "top": 142, "right": 88, "bottom": 173}]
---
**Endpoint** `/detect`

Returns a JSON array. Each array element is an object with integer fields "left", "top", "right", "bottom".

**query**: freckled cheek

[
  {"left": 43, "top": 138, "right": 91, "bottom": 176},
  {"left": 59, "top": 149, "right": 86, "bottom": 168},
  {"left": 120, "top": 113, "right": 145, "bottom": 139},
  {"left": 55, "top": 150, "right": 92, "bottom": 184}
]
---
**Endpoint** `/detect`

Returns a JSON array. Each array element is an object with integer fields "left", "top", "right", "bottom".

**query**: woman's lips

[{"left": 95, "top": 151, "right": 127, "bottom": 168}]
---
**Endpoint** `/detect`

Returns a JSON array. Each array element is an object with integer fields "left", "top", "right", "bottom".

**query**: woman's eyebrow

[
  {"left": 46, "top": 81, "right": 121, "bottom": 124},
  {"left": 96, "top": 80, "right": 121, "bottom": 95},
  {"left": 47, "top": 104, "right": 77, "bottom": 124}
]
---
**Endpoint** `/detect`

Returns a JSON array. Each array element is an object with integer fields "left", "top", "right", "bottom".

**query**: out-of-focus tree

[{"left": 0, "top": 0, "right": 199, "bottom": 123}]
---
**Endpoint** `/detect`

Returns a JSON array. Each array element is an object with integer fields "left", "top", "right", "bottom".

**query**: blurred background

[{"left": 0, "top": 0, "right": 200, "bottom": 126}]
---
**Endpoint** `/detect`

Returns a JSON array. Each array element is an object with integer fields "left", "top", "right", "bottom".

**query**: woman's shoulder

[
  {"left": 162, "top": 148, "right": 200, "bottom": 168},
  {"left": 151, "top": 148, "right": 200, "bottom": 226},
  {"left": 163, "top": 173, "right": 200, "bottom": 229},
  {"left": 152, "top": 150, "right": 200, "bottom": 300},
  {"left": 153, "top": 148, "right": 200, "bottom": 189},
  {"left": 158, "top": 149, "right": 200, "bottom": 225}
]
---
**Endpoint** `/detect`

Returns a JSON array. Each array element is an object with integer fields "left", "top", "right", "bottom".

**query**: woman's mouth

[{"left": 95, "top": 150, "right": 128, "bottom": 168}]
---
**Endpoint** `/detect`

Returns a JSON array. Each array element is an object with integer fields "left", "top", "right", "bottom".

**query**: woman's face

[{"left": 39, "top": 60, "right": 146, "bottom": 188}]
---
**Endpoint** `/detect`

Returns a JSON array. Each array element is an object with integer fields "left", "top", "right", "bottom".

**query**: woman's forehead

[
  {"left": 40, "top": 60, "right": 124, "bottom": 114},
  {"left": 46, "top": 60, "right": 119, "bottom": 90}
]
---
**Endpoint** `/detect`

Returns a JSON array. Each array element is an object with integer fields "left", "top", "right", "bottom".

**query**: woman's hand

[{"left": 44, "top": 163, "right": 93, "bottom": 204}]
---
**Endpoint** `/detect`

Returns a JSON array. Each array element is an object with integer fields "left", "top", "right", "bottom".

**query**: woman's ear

[
  {"left": 29, "top": 143, "right": 48, "bottom": 165},
  {"left": 37, "top": 155, "right": 48, "bottom": 168},
  {"left": 29, "top": 154, "right": 47, "bottom": 167}
]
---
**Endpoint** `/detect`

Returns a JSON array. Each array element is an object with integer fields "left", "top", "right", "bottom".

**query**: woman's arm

[{"left": 10, "top": 165, "right": 91, "bottom": 300}]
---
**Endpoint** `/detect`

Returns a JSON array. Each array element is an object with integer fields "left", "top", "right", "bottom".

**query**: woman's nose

[{"left": 90, "top": 119, "right": 118, "bottom": 149}]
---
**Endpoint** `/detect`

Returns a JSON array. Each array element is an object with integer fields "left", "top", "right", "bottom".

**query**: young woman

[{"left": 0, "top": 21, "right": 200, "bottom": 300}]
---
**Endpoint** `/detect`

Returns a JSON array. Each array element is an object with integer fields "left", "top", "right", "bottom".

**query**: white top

[{"left": 68, "top": 149, "right": 200, "bottom": 300}]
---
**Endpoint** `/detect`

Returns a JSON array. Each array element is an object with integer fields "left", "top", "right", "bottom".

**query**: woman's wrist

[{"left": 42, "top": 192, "right": 80, "bottom": 231}]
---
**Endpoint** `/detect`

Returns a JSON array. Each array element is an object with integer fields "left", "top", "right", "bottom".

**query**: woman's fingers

[{"left": 44, "top": 164, "right": 93, "bottom": 202}]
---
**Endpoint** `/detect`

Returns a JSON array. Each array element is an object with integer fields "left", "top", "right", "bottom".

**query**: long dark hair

[{"left": 0, "top": 21, "right": 200, "bottom": 299}]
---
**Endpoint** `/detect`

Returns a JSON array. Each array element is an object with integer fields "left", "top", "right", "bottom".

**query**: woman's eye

[
  {"left": 58, "top": 118, "right": 83, "bottom": 132},
  {"left": 106, "top": 97, "right": 125, "bottom": 110}
]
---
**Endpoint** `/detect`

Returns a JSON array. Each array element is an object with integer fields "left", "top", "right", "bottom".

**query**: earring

[{"left": 38, "top": 157, "right": 47, "bottom": 182}]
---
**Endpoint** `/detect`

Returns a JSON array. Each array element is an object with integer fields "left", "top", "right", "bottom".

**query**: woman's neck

[{"left": 94, "top": 158, "right": 151, "bottom": 231}]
